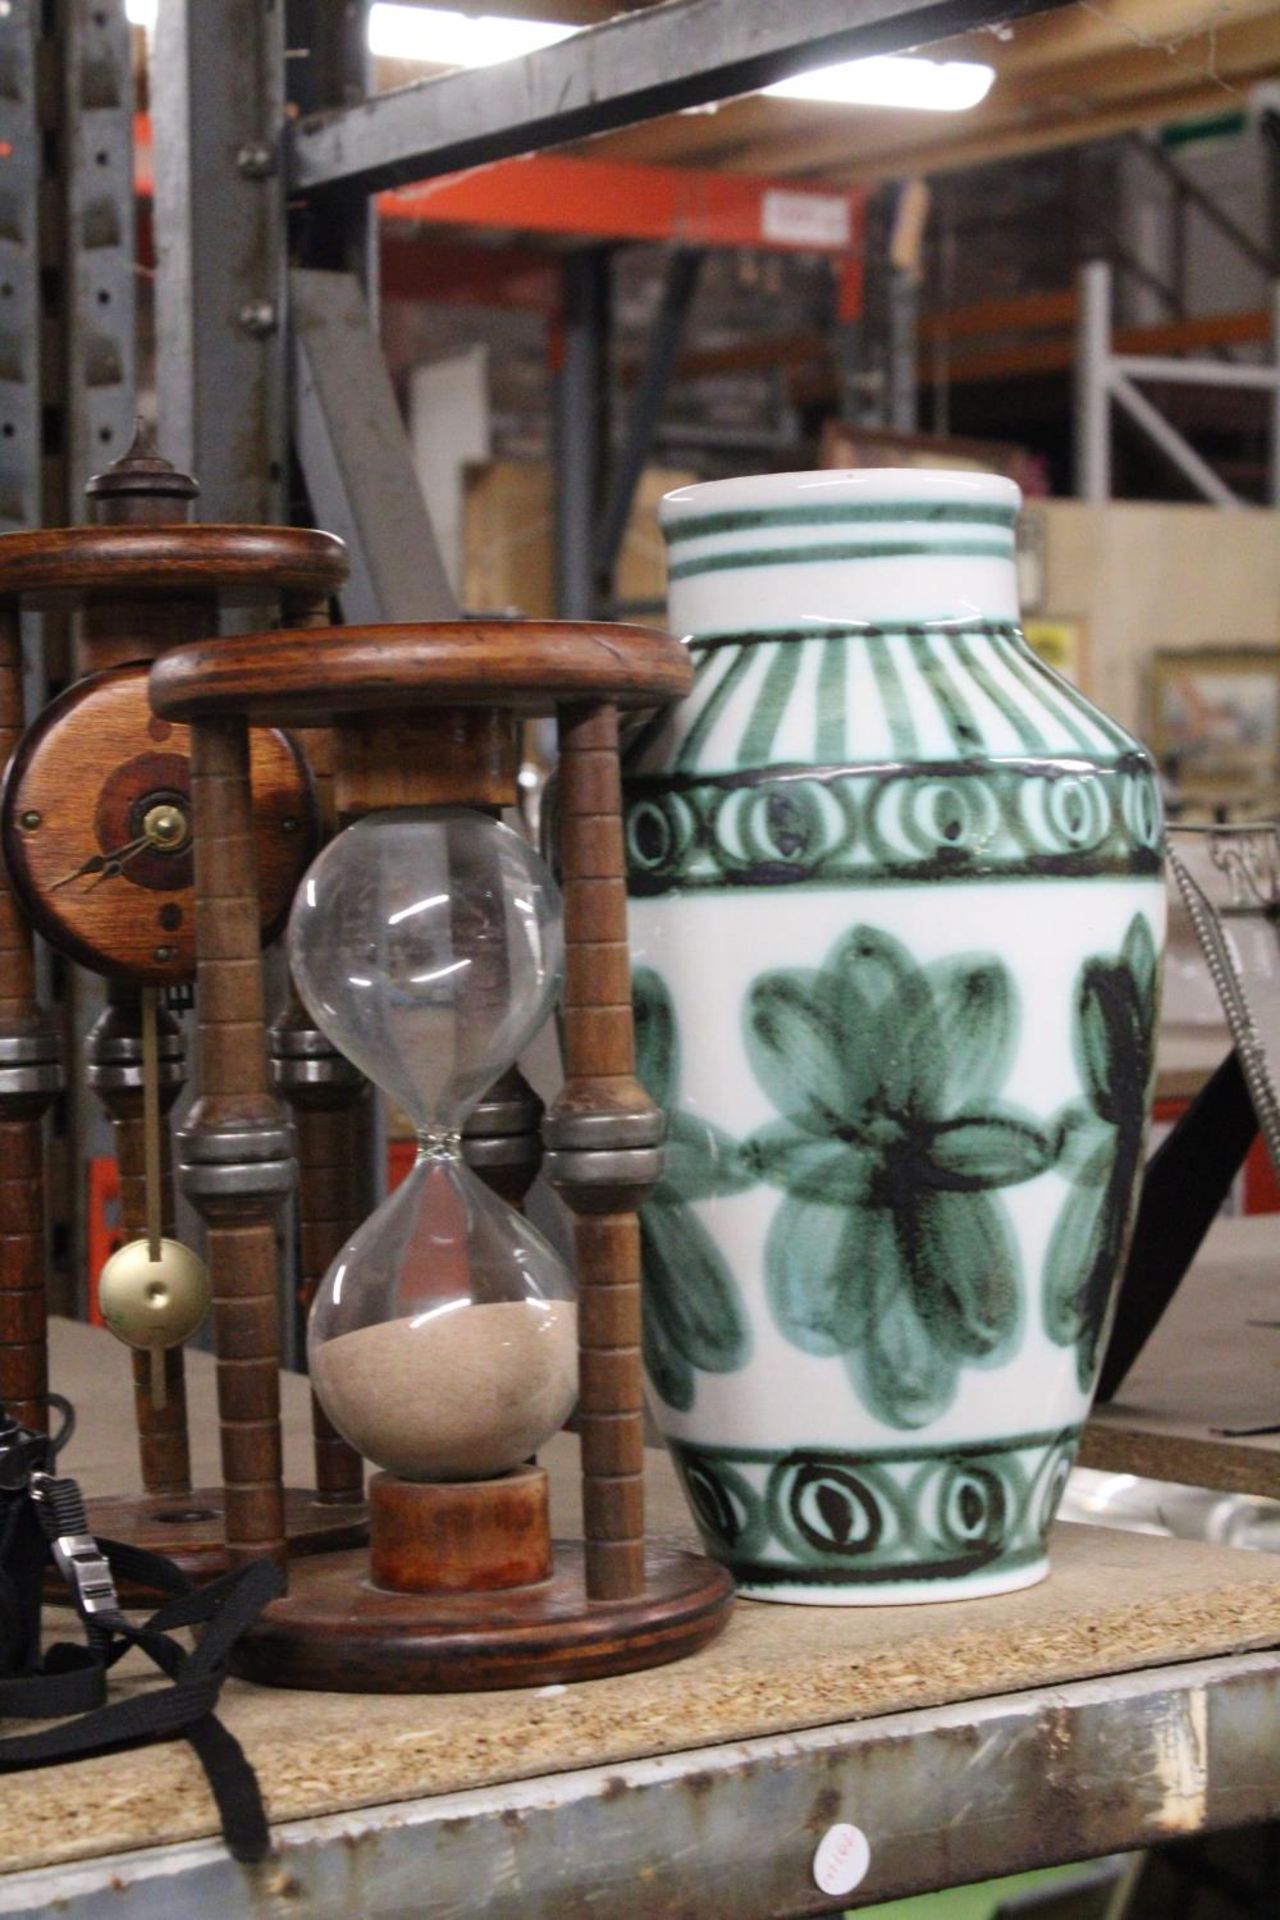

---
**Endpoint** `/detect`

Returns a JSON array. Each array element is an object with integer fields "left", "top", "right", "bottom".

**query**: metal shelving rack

[{"left": 149, "top": 0, "right": 1066, "bottom": 622}]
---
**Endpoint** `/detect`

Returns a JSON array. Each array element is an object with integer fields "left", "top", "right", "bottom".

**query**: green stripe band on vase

[
  {"left": 667, "top": 538, "right": 1015, "bottom": 583},
  {"left": 664, "top": 499, "right": 1019, "bottom": 545},
  {"left": 625, "top": 759, "right": 1162, "bottom": 895}
]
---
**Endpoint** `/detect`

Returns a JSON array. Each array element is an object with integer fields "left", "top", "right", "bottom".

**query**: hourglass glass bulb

[
  {"left": 290, "top": 806, "right": 576, "bottom": 1483},
  {"left": 308, "top": 1159, "right": 577, "bottom": 1480},
  {"left": 288, "top": 806, "right": 563, "bottom": 1135}
]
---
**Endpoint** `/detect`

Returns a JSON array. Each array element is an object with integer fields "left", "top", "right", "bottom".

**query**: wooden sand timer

[
  {"left": 0, "top": 431, "right": 367, "bottom": 1579},
  {"left": 149, "top": 620, "right": 735, "bottom": 1689}
]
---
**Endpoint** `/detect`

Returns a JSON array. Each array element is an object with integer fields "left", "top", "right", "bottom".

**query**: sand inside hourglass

[{"left": 310, "top": 1298, "right": 579, "bottom": 1482}]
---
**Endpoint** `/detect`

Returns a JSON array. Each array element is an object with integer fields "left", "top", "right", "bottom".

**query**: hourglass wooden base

[{"left": 229, "top": 1540, "right": 734, "bottom": 1693}]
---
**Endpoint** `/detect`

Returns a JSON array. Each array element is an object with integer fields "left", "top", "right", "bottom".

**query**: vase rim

[{"left": 660, "top": 466, "right": 1022, "bottom": 525}]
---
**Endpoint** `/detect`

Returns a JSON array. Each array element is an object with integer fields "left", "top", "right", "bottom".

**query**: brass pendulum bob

[{"left": 97, "top": 987, "right": 210, "bottom": 1408}]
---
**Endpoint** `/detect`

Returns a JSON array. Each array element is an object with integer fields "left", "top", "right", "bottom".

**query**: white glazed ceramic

[{"left": 622, "top": 469, "right": 1166, "bottom": 1604}]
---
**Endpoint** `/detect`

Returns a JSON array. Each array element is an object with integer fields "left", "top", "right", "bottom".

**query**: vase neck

[{"left": 663, "top": 493, "right": 1020, "bottom": 639}]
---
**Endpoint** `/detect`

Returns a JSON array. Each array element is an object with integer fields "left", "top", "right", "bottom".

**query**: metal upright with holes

[
  {"left": 0, "top": 0, "right": 136, "bottom": 523},
  {"left": 0, "top": 4, "right": 44, "bottom": 543},
  {"left": 152, "top": 0, "right": 287, "bottom": 524},
  {"left": 63, "top": 1, "right": 137, "bottom": 495}
]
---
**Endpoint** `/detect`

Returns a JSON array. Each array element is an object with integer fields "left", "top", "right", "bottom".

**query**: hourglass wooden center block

[
  {"left": 369, "top": 1466, "right": 553, "bottom": 1595},
  {"left": 149, "top": 619, "right": 736, "bottom": 1691}
]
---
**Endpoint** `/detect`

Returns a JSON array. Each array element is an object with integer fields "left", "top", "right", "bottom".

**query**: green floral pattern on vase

[
  {"left": 742, "top": 926, "right": 1055, "bottom": 1430},
  {"left": 1044, "top": 914, "right": 1160, "bottom": 1389},
  {"left": 633, "top": 966, "right": 753, "bottom": 1411}
]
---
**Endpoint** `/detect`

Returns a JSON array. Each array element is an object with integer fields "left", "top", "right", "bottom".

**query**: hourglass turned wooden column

[
  {"left": 542, "top": 699, "right": 660, "bottom": 1603},
  {"left": 182, "top": 716, "right": 295, "bottom": 1571},
  {"left": 270, "top": 591, "right": 367, "bottom": 1510},
  {"left": 149, "top": 620, "right": 735, "bottom": 1693}
]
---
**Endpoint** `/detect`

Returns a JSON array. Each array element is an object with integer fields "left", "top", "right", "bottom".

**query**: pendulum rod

[
  {"left": 546, "top": 699, "right": 661, "bottom": 1604},
  {"left": 183, "top": 718, "right": 291, "bottom": 1572},
  {"left": 88, "top": 984, "right": 190, "bottom": 1492},
  {"left": 0, "top": 596, "right": 62, "bottom": 1430}
]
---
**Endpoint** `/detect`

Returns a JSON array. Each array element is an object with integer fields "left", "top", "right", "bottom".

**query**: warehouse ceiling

[{"left": 367, "top": 0, "right": 1280, "bottom": 185}]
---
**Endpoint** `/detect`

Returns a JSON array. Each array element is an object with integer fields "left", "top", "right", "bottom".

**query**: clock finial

[{"left": 85, "top": 419, "right": 199, "bottom": 525}]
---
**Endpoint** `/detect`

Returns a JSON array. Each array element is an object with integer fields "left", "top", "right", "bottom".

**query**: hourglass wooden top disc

[
  {"left": 2, "top": 663, "right": 318, "bottom": 982},
  {"left": 149, "top": 620, "right": 693, "bottom": 727}
]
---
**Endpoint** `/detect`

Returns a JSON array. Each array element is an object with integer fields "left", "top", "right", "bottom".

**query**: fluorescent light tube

[
  {"left": 765, "top": 54, "right": 995, "bottom": 112},
  {"left": 127, "top": 0, "right": 574, "bottom": 63},
  {"left": 127, "top": 4, "right": 992, "bottom": 120},
  {"left": 368, "top": 4, "right": 577, "bottom": 67}
]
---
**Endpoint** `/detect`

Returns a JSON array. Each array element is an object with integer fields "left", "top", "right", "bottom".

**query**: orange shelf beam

[{"left": 377, "top": 152, "right": 865, "bottom": 254}]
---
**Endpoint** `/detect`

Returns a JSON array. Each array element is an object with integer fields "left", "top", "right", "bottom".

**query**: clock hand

[
  {"left": 48, "top": 832, "right": 152, "bottom": 892},
  {"left": 83, "top": 837, "right": 157, "bottom": 891}
]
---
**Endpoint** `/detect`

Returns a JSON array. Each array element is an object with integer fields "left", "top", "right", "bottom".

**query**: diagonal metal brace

[
  {"left": 595, "top": 248, "right": 705, "bottom": 593},
  {"left": 290, "top": 268, "right": 457, "bottom": 623}
]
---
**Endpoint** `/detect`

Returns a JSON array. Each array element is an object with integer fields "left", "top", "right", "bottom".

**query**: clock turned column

[{"left": 0, "top": 595, "right": 61, "bottom": 1431}]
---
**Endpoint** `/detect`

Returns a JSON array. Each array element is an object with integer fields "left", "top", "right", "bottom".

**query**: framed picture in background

[
  {"left": 1149, "top": 646, "right": 1280, "bottom": 794},
  {"left": 1025, "top": 618, "right": 1089, "bottom": 691}
]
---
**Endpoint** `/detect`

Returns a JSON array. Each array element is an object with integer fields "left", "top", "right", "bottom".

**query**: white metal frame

[{"left": 1075, "top": 259, "right": 1280, "bottom": 507}]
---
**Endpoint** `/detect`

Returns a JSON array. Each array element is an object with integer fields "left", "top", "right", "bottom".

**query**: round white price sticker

[{"left": 812, "top": 1822, "right": 871, "bottom": 1898}]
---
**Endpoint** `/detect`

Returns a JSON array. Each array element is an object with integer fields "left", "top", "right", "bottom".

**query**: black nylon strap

[
  {"left": 0, "top": 1654, "right": 104, "bottom": 1719},
  {"left": 184, "top": 1711, "right": 273, "bottom": 1864},
  {"left": 97, "top": 1536, "right": 194, "bottom": 1602},
  {"left": 1097, "top": 1048, "right": 1258, "bottom": 1401},
  {"left": 0, "top": 1534, "right": 284, "bottom": 1865},
  {"left": 0, "top": 1664, "right": 223, "bottom": 1762}
]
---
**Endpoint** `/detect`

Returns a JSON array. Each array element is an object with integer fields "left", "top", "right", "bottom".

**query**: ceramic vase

[{"left": 622, "top": 469, "right": 1165, "bottom": 1604}]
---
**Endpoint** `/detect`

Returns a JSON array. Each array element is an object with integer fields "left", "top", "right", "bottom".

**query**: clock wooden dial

[{"left": 2, "top": 663, "right": 316, "bottom": 983}]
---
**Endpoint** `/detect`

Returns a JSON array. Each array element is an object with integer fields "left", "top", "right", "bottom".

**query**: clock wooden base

[{"left": 45, "top": 1486, "right": 368, "bottom": 1603}]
